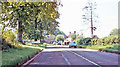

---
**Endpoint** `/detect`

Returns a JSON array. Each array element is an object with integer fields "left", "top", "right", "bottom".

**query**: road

[{"left": 26, "top": 45, "right": 119, "bottom": 67}]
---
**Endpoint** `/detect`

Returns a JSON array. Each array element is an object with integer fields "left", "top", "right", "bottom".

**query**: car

[
  {"left": 58, "top": 42, "right": 61, "bottom": 45},
  {"left": 69, "top": 41, "right": 77, "bottom": 48},
  {"left": 53, "top": 42, "right": 56, "bottom": 45}
]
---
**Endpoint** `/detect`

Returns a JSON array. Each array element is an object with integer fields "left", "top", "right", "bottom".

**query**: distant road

[{"left": 25, "top": 45, "right": 119, "bottom": 67}]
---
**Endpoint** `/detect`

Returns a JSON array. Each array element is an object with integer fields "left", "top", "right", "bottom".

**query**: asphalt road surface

[{"left": 26, "top": 45, "right": 120, "bottom": 67}]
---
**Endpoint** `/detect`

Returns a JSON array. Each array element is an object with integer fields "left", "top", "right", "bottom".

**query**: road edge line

[{"left": 71, "top": 51, "right": 101, "bottom": 67}]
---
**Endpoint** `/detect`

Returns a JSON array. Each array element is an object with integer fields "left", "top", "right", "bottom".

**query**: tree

[
  {"left": 110, "top": 28, "right": 120, "bottom": 35},
  {"left": 54, "top": 28, "right": 66, "bottom": 39},
  {"left": 23, "top": 2, "right": 60, "bottom": 41},
  {"left": 55, "top": 34, "right": 65, "bottom": 42},
  {"left": 0, "top": 2, "right": 32, "bottom": 42},
  {"left": 71, "top": 34, "right": 76, "bottom": 40},
  {"left": 0, "top": 2, "right": 61, "bottom": 42}
]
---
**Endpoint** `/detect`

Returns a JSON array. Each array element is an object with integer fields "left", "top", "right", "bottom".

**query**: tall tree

[
  {"left": 23, "top": 2, "right": 60, "bottom": 41},
  {"left": 0, "top": 1, "right": 61, "bottom": 42},
  {"left": 1, "top": 2, "right": 29, "bottom": 42}
]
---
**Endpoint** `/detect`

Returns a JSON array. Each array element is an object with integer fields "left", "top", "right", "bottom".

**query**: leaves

[
  {"left": 110, "top": 28, "right": 120, "bottom": 35},
  {"left": 55, "top": 34, "right": 65, "bottom": 42},
  {"left": 1, "top": 2, "right": 60, "bottom": 41}
]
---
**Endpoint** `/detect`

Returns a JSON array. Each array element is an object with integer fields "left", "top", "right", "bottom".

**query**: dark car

[{"left": 69, "top": 41, "right": 77, "bottom": 48}]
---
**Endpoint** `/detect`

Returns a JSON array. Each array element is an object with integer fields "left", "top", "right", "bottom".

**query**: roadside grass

[
  {"left": 77, "top": 45, "right": 87, "bottom": 48},
  {"left": 77, "top": 44, "right": 120, "bottom": 53},
  {"left": 2, "top": 42, "right": 46, "bottom": 66},
  {"left": 22, "top": 43, "right": 46, "bottom": 49},
  {"left": 99, "top": 44, "right": 120, "bottom": 53}
]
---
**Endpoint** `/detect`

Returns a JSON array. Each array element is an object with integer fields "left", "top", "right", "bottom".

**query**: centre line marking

[
  {"left": 71, "top": 51, "right": 101, "bottom": 67},
  {"left": 62, "top": 53, "right": 71, "bottom": 65}
]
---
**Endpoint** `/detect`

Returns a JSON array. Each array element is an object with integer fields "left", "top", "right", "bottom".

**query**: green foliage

[
  {"left": 77, "top": 37, "right": 93, "bottom": 45},
  {"left": 54, "top": 28, "right": 66, "bottom": 39},
  {"left": 0, "top": 2, "right": 60, "bottom": 42},
  {"left": 76, "top": 35, "right": 83, "bottom": 45},
  {"left": 77, "top": 35, "right": 83, "bottom": 39},
  {"left": 77, "top": 45, "right": 87, "bottom": 48},
  {"left": 2, "top": 30, "right": 15, "bottom": 43},
  {"left": 55, "top": 34, "right": 65, "bottom": 42},
  {"left": 110, "top": 28, "right": 120, "bottom": 35},
  {"left": 91, "top": 35, "right": 119, "bottom": 45},
  {"left": 1, "top": 30, "right": 23, "bottom": 49},
  {"left": 1, "top": 39, "right": 13, "bottom": 49},
  {"left": 99, "top": 44, "right": 120, "bottom": 52},
  {"left": 71, "top": 34, "right": 76, "bottom": 40},
  {"left": 76, "top": 28, "right": 120, "bottom": 53}
]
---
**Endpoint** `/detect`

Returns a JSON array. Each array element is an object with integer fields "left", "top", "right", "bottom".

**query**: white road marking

[
  {"left": 62, "top": 53, "right": 71, "bottom": 65},
  {"left": 71, "top": 51, "right": 101, "bottom": 67}
]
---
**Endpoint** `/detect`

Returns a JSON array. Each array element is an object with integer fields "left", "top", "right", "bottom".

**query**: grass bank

[
  {"left": 77, "top": 44, "right": 120, "bottom": 53},
  {"left": 2, "top": 43, "right": 46, "bottom": 66}
]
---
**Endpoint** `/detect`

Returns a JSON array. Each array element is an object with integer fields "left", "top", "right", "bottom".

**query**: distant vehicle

[
  {"left": 69, "top": 41, "right": 77, "bottom": 48},
  {"left": 58, "top": 42, "right": 61, "bottom": 45},
  {"left": 53, "top": 42, "right": 56, "bottom": 45}
]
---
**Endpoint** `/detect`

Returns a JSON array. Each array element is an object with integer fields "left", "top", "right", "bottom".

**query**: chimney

[
  {"left": 69, "top": 32, "right": 71, "bottom": 37},
  {"left": 74, "top": 31, "right": 76, "bottom": 34}
]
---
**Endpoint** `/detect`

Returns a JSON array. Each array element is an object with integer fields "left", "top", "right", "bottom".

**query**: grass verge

[
  {"left": 77, "top": 44, "right": 120, "bottom": 53},
  {"left": 2, "top": 43, "right": 46, "bottom": 66}
]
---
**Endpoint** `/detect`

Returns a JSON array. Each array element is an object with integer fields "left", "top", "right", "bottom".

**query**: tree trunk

[
  {"left": 17, "top": 21, "right": 23, "bottom": 42},
  {"left": 40, "top": 30, "right": 43, "bottom": 43},
  {"left": 34, "top": 19, "right": 37, "bottom": 41}
]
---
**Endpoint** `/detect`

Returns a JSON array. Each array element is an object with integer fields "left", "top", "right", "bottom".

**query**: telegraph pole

[
  {"left": 90, "top": 5, "right": 93, "bottom": 37},
  {"left": 82, "top": 1, "right": 97, "bottom": 38}
]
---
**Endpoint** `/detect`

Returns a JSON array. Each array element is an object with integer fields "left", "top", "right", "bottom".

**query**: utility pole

[
  {"left": 82, "top": 1, "right": 97, "bottom": 38},
  {"left": 90, "top": 5, "right": 93, "bottom": 37}
]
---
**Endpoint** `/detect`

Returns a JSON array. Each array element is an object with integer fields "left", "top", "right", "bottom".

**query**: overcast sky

[{"left": 57, "top": 0, "right": 119, "bottom": 38}]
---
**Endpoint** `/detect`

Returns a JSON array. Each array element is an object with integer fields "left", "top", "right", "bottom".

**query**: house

[
  {"left": 64, "top": 31, "right": 76, "bottom": 45},
  {"left": 92, "top": 35, "right": 99, "bottom": 39}
]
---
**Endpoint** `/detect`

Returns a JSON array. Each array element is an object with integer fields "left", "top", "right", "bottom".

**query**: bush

[
  {"left": 77, "top": 37, "right": 93, "bottom": 45},
  {"left": 2, "top": 30, "right": 15, "bottom": 43},
  {"left": 91, "top": 38, "right": 102, "bottom": 45},
  {"left": 55, "top": 34, "right": 65, "bottom": 42},
  {"left": 1, "top": 30, "right": 16, "bottom": 49},
  {"left": 91, "top": 35, "right": 119, "bottom": 45}
]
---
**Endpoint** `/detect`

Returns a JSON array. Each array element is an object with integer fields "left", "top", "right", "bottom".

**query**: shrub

[
  {"left": 2, "top": 30, "right": 15, "bottom": 43},
  {"left": 91, "top": 35, "right": 119, "bottom": 45},
  {"left": 77, "top": 37, "right": 93, "bottom": 45},
  {"left": 1, "top": 30, "right": 16, "bottom": 49}
]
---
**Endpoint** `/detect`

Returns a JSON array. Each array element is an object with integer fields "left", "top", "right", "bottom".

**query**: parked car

[
  {"left": 58, "top": 42, "right": 61, "bottom": 45},
  {"left": 69, "top": 41, "right": 77, "bottom": 48},
  {"left": 53, "top": 41, "right": 56, "bottom": 45}
]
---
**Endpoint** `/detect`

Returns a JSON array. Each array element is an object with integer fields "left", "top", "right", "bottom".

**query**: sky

[{"left": 57, "top": 0, "right": 119, "bottom": 38}]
